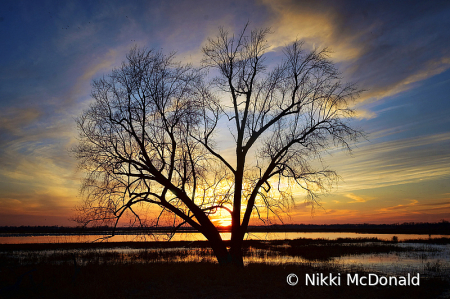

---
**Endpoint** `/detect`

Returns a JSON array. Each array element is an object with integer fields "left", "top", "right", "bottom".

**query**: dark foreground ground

[
  {"left": 1, "top": 238, "right": 450, "bottom": 299},
  {"left": 0, "top": 262, "right": 449, "bottom": 299}
]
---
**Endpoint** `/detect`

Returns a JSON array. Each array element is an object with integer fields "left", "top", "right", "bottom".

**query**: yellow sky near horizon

[{"left": 1, "top": 0, "right": 450, "bottom": 227}]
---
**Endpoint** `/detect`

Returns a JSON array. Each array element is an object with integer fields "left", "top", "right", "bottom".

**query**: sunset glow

[{"left": 1, "top": 0, "right": 449, "bottom": 226}]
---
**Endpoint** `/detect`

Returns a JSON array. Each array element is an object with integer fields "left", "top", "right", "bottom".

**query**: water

[
  {"left": 2, "top": 231, "right": 449, "bottom": 278},
  {"left": 336, "top": 243, "right": 450, "bottom": 277},
  {"left": 1, "top": 239, "right": 449, "bottom": 278},
  {"left": 0, "top": 232, "right": 447, "bottom": 244},
  {"left": 2, "top": 244, "right": 449, "bottom": 277}
]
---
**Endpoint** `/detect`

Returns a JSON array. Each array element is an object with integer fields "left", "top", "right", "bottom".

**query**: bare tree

[{"left": 74, "top": 25, "right": 362, "bottom": 266}]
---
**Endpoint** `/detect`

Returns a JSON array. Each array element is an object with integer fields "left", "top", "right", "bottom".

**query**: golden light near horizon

[
  {"left": 203, "top": 174, "right": 319, "bottom": 227},
  {"left": 210, "top": 207, "right": 232, "bottom": 227},
  {"left": 2, "top": 3, "right": 450, "bottom": 297},
  {"left": 0, "top": 0, "right": 449, "bottom": 227}
]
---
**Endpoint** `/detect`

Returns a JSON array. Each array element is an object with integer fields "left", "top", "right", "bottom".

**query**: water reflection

[
  {"left": 1, "top": 232, "right": 447, "bottom": 244},
  {"left": 2, "top": 242, "right": 449, "bottom": 278},
  {"left": 337, "top": 246, "right": 450, "bottom": 277}
]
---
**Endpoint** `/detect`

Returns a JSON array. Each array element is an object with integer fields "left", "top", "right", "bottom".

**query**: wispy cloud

[
  {"left": 353, "top": 109, "right": 377, "bottom": 120},
  {"left": 0, "top": 0, "right": 449, "bottom": 225},
  {"left": 259, "top": 0, "right": 450, "bottom": 104},
  {"left": 327, "top": 132, "right": 450, "bottom": 192},
  {"left": 345, "top": 193, "right": 375, "bottom": 203},
  {"left": 378, "top": 200, "right": 419, "bottom": 212},
  {"left": 0, "top": 108, "right": 42, "bottom": 136}
]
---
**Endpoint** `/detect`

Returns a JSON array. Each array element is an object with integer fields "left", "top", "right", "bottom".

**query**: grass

[
  {"left": 0, "top": 241, "right": 417, "bottom": 266},
  {"left": 1, "top": 237, "right": 447, "bottom": 267},
  {"left": 1, "top": 238, "right": 449, "bottom": 298}
]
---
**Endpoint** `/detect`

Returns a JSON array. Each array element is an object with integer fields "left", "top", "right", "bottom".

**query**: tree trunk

[
  {"left": 210, "top": 241, "right": 231, "bottom": 265},
  {"left": 207, "top": 233, "right": 245, "bottom": 266},
  {"left": 229, "top": 242, "right": 244, "bottom": 267},
  {"left": 201, "top": 225, "right": 230, "bottom": 265},
  {"left": 205, "top": 230, "right": 244, "bottom": 266},
  {"left": 229, "top": 152, "right": 245, "bottom": 267}
]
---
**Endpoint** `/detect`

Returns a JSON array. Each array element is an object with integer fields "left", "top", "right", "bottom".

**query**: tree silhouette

[{"left": 74, "top": 25, "right": 362, "bottom": 265}]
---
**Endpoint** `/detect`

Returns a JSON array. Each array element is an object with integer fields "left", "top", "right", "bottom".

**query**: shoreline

[
  {"left": 2, "top": 237, "right": 449, "bottom": 298},
  {"left": 1, "top": 221, "right": 449, "bottom": 236},
  {"left": 1, "top": 236, "right": 449, "bottom": 251}
]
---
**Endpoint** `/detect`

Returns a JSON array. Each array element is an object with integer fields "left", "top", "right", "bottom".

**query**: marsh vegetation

[{"left": 1, "top": 237, "right": 449, "bottom": 298}]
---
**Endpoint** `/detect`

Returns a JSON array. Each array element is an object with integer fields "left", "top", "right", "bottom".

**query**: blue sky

[{"left": 0, "top": 0, "right": 449, "bottom": 226}]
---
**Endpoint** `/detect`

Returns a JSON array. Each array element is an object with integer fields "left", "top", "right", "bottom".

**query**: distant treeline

[
  {"left": 246, "top": 220, "right": 450, "bottom": 234},
  {"left": 0, "top": 220, "right": 449, "bottom": 235}
]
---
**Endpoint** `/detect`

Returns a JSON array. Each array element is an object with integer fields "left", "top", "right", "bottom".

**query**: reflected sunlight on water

[
  {"left": 2, "top": 243, "right": 449, "bottom": 278},
  {"left": 1, "top": 232, "right": 448, "bottom": 244}
]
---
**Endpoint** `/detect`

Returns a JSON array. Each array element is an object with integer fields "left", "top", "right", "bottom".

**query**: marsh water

[
  {"left": 2, "top": 243, "right": 449, "bottom": 278},
  {"left": 1, "top": 233, "right": 449, "bottom": 279},
  {"left": 0, "top": 232, "right": 448, "bottom": 244}
]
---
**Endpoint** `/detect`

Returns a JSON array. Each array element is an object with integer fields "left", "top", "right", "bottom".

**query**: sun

[
  {"left": 210, "top": 206, "right": 232, "bottom": 227},
  {"left": 212, "top": 216, "right": 232, "bottom": 228}
]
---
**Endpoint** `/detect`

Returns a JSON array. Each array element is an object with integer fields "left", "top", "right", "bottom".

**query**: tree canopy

[{"left": 74, "top": 25, "right": 362, "bottom": 265}]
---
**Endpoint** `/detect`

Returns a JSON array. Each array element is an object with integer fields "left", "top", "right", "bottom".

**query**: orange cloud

[
  {"left": 345, "top": 193, "right": 375, "bottom": 203},
  {"left": 260, "top": 0, "right": 363, "bottom": 62},
  {"left": 377, "top": 200, "right": 419, "bottom": 212}
]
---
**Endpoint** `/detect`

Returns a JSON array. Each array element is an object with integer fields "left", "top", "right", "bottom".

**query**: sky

[{"left": 0, "top": 0, "right": 449, "bottom": 226}]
